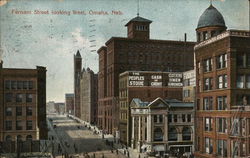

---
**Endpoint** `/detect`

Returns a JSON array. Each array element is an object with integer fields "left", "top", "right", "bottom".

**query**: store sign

[
  {"left": 128, "top": 72, "right": 144, "bottom": 87},
  {"left": 168, "top": 72, "right": 183, "bottom": 87},
  {"left": 150, "top": 75, "right": 162, "bottom": 87}
]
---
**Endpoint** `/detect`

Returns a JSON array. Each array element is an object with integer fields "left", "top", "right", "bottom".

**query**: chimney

[
  {"left": 0, "top": 60, "right": 3, "bottom": 69},
  {"left": 184, "top": 33, "right": 187, "bottom": 42}
]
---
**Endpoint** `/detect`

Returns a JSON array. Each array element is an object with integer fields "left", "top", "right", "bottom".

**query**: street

[{"left": 47, "top": 114, "right": 128, "bottom": 158}]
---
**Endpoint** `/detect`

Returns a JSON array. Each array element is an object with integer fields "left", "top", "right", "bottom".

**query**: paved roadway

[{"left": 47, "top": 114, "right": 127, "bottom": 158}]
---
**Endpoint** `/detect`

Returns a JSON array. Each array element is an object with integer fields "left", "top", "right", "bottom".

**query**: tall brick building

[
  {"left": 74, "top": 50, "right": 82, "bottom": 117},
  {"left": 97, "top": 16, "right": 195, "bottom": 134},
  {"left": 0, "top": 61, "right": 47, "bottom": 141},
  {"left": 194, "top": 4, "right": 250, "bottom": 157}
]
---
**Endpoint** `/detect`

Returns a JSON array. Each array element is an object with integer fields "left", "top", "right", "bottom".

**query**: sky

[{"left": 0, "top": 0, "right": 249, "bottom": 102}]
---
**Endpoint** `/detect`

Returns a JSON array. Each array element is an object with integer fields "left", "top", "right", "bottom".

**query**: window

[
  {"left": 237, "top": 75, "right": 244, "bottom": 88},
  {"left": 183, "top": 79, "right": 190, "bottom": 86},
  {"left": 183, "top": 90, "right": 190, "bottom": 97},
  {"left": 187, "top": 114, "right": 191, "bottom": 122},
  {"left": 205, "top": 137, "right": 213, "bottom": 154},
  {"left": 204, "top": 97, "right": 213, "bottom": 110},
  {"left": 217, "top": 140, "right": 227, "bottom": 157},
  {"left": 28, "top": 81, "right": 33, "bottom": 89},
  {"left": 154, "top": 128, "right": 163, "bottom": 141},
  {"left": 182, "top": 114, "right": 186, "bottom": 122},
  {"left": 204, "top": 58, "right": 212, "bottom": 72},
  {"left": 203, "top": 31, "right": 208, "bottom": 40},
  {"left": 218, "top": 118, "right": 227, "bottom": 133},
  {"left": 5, "top": 121, "right": 12, "bottom": 130},
  {"left": 204, "top": 78, "right": 213, "bottom": 90},
  {"left": 16, "top": 94, "right": 23, "bottom": 102},
  {"left": 26, "top": 120, "right": 32, "bottom": 130},
  {"left": 5, "top": 80, "right": 11, "bottom": 90},
  {"left": 23, "top": 81, "right": 28, "bottom": 89},
  {"left": 205, "top": 118, "right": 213, "bottom": 131},
  {"left": 182, "top": 127, "right": 191, "bottom": 141},
  {"left": 154, "top": 115, "right": 157, "bottom": 123},
  {"left": 168, "top": 114, "right": 172, "bottom": 123},
  {"left": 26, "top": 107, "right": 32, "bottom": 116},
  {"left": 217, "top": 75, "right": 227, "bottom": 89},
  {"left": 5, "top": 107, "right": 12, "bottom": 116},
  {"left": 16, "top": 135, "right": 22, "bottom": 141},
  {"left": 5, "top": 93, "right": 12, "bottom": 102},
  {"left": 159, "top": 115, "right": 163, "bottom": 123},
  {"left": 247, "top": 75, "right": 250, "bottom": 88},
  {"left": 16, "top": 121, "right": 22, "bottom": 130},
  {"left": 26, "top": 94, "right": 33, "bottom": 103},
  {"left": 217, "top": 54, "right": 227, "bottom": 69},
  {"left": 11, "top": 81, "right": 17, "bottom": 89},
  {"left": 237, "top": 54, "right": 244, "bottom": 67},
  {"left": 168, "top": 127, "right": 177, "bottom": 141},
  {"left": 174, "top": 114, "right": 178, "bottom": 122},
  {"left": 217, "top": 96, "right": 227, "bottom": 110},
  {"left": 16, "top": 107, "right": 22, "bottom": 116},
  {"left": 17, "top": 81, "right": 23, "bottom": 89}
]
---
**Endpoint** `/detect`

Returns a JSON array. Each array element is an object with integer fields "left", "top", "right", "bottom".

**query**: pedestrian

[
  {"left": 128, "top": 151, "right": 130, "bottom": 157},
  {"left": 93, "top": 153, "right": 95, "bottom": 158},
  {"left": 116, "top": 149, "right": 118, "bottom": 155},
  {"left": 102, "top": 153, "right": 104, "bottom": 158}
]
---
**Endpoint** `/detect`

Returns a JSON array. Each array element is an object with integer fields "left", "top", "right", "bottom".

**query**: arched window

[
  {"left": 16, "top": 135, "right": 22, "bottom": 141},
  {"left": 182, "top": 127, "right": 192, "bottom": 141},
  {"left": 168, "top": 127, "right": 177, "bottom": 141},
  {"left": 5, "top": 135, "right": 12, "bottom": 141},
  {"left": 154, "top": 128, "right": 163, "bottom": 141},
  {"left": 26, "top": 135, "right": 32, "bottom": 141}
]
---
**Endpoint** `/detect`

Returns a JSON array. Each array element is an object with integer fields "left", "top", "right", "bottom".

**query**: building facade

[
  {"left": 119, "top": 71, "right": 183, "bottom": 146},
  {"left": 65, "top": 93, "right": 74, "bottom": 114},
  {"left": 0, "top": 61, "right": 47, "bottom": 141},
  {"left": 183, "top": 70, "right": 196, "bottom": 102},
  {"left": 97, "top": 16, "right": 195, "bottom": 135},
  {"left": 194, "top": 4, "right": 250, "bottom": 158},
  {"left": 80, "top": 67, "right": 98, "bottom": 124},
  {"left": 74, "top": 50, "right": 82, "bottom": 118},
  {"left": 131, "top": 97, "right": 194, "bottom": 157}
]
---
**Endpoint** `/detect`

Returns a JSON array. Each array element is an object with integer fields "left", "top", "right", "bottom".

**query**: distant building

[
  {"left": 97, "top": 16, "right": 195, "bottom": 135},
  {"left": 0, "top": 61, "right": 47, "bottom": 141},
  {"left": 46, "top": 101, "right": 56, "bottom": 113},
  {"left": 119, "top": 71, "right": 183, "bottom": 146},
  {"left": 65, "top": 93, "right": 74, "bottom": 114},
  {"left": 183, "top": 70, "right": 196, "bottom": 102},
  {"left": 54, "top": 102, "right": 65, "bottom": 114},
  {"left": 194, "top": 4, "right": 250, "bottom": 158},
  {"left": 74, "top": 50, "right": 82, "bottom": 117},
  {"left": 80, "top": 67, "right": 98, "bottom": 124},
  {"left": 131, "top": 97, "right": 194, "bottom": 157}
]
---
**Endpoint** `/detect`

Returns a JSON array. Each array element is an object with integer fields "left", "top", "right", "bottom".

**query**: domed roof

[{"left": 197, "top": 5, "right": 226, "bottom": 29}]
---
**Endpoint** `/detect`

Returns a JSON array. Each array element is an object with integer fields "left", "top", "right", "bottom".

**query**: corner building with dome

[{"left": 194, "top": 4, "right": 250, "bottom": 158}]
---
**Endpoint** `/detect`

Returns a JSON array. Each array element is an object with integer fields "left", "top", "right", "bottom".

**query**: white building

[{"left": 131, "top": 97, "right": 194, "bottom": 157}]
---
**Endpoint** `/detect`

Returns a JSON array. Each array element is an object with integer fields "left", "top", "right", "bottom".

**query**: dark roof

[
  {"left": 197, "top": 5, "right": 226, "bottom": 29},
  {"left": 75, "top": 50, "right": 81, "bottom": 58},
  {"left": 165, "top": 99, "right": 194, "bottom": 108},
  {"left": 125, "top": 16, "right": 152, "bottom": 26}
]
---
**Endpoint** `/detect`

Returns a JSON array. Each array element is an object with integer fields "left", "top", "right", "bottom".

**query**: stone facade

[
  {"left": 119, "top": 71, "right": 183, "bottom": 146},
  {"left": 0, "top": 61, "right": 47, "bottom": 141},
  {"left": 74, "top": 50, "right": 82, "bottom": 118},
  {"left": 97, "top": 16, "right": 195, "bottom": 135},
  {"left": 131, "top": 97, "right": 194, "bottom": 157},
  {"left": 80, "top": 68, "right": 98, "bottom": 124}
]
